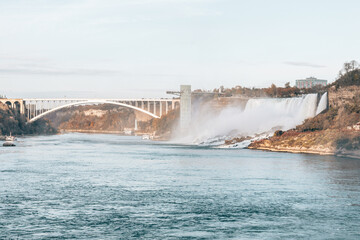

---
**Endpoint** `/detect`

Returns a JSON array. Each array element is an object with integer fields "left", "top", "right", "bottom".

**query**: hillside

[
  {"left": 249, "top": 61, "right": 360, "bottom": 158},
  {"left": 46, "top": 104, "right": 148, "bottom": 133},
  {"left": 0, "top": 103, "right": 57, "bottom": 136},
  {"left": 45, "top": 104, "right": 179, "bottom": 138}
]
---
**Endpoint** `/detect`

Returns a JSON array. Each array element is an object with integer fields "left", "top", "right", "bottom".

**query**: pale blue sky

[{"left": 1, "top": 0, "right": 359, "bottom": 98}]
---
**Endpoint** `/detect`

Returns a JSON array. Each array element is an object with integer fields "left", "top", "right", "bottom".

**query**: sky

[{"left": 1, "top": 0, "right": 359, "bottom": 98}]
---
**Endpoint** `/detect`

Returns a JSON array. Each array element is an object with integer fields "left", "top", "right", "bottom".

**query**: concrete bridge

[
  {"left": 0, "top": 99, "right": 25, "bottom": 114},
  {"left": 1, "top": 98, "right": 180, "bottom": 123},
  {"left": 1, "top": 85, "right": 192, "bottom": 131}
]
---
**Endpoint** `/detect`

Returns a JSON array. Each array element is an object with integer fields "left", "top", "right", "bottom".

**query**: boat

[
  {"left": 141, "top": 134, "right": 154, "bottom": 140},
  {"left": 142, "top": 135, "right": 150, "bottom": 140},
  {"left": 3, "top": 141, "right": 16, "bottom": 147},
  {"left": 5, "top": 133, "right": 16, "bottom": 141}
]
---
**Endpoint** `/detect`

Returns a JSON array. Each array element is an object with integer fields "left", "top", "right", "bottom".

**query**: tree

[
  {"left": 285, "top": 82, "right": 290, "bottom": 88},
  {"left": 339, "top": 60, "right": 359, "bottom": 78}
]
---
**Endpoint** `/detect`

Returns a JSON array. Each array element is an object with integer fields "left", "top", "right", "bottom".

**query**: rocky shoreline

[
  {"left": 248, "top": 145, "right": 335, "bottom": 155},
  {"left": 248, "top": 129, "right": 360, "bottom": 159},
  {"left": 249, "top": 145, "right": 360, "bottom": 159}
]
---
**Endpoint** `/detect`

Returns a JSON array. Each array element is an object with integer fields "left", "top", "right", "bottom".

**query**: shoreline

[
  {"left": 248, "top": 145, "right": 334, "bottom": 156},
  {"left": 59, "top": 129, "right": 169, "bottom": 140},
  {"left": 60, "top": 129, "right": 151, "bottom": 136},
  {"left": 248, "top": 145, "right": 360, "bottom": 159},
  {"left": 61, "top": 129, "right": 130, "bottom": 135}
]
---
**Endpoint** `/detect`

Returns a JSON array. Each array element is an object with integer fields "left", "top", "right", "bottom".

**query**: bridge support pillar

[
  {"left": 180, "top": 85, "right": 191, "bottom": 133},
  {"left": 160, "top": 102, "right": 162, "bottom": 117},
  {"left": 20, "top": 101, "right": 25, "bottom": 115}
]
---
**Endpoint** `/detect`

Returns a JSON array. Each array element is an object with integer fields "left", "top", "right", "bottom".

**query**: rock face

[
  {"left": 249, "top": 130, "right": 342, "bottom": 155},
  {"left": 46, "top": 104, "right": 153, "bottom": 133}
]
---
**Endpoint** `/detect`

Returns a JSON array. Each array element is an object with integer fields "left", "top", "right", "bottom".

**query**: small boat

[
  {"left": 3, "top": 141, "right": 16, "bottom": 147},
  {"left": 5, "top": 133, "right": 16, "bottom": 141},
  {"left": 142, "top": 135, "right": 150, "bottom": 140}
]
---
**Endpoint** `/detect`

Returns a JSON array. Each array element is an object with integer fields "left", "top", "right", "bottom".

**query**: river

[{"left": 1, "top": 133, "right": 359, "bottom": 239}]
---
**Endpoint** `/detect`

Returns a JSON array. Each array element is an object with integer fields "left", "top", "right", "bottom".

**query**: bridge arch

[
  {"left": 5, "top": 101, "right": 12, "bottom": 109},
  {"left": 13, "top": 101, "right": 21, "bottom": 113},
  {"left": 28, "top": 100, "right": 160, "bottom": 123}
]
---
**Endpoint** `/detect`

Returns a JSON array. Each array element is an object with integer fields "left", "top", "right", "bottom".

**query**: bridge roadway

[{"left": 0, "top": 98, "right": 180, "bottom": 122}]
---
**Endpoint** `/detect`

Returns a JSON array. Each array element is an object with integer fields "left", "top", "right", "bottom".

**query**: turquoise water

[{"left": 1, "top": 133, "right": 360, "bottom": 239}]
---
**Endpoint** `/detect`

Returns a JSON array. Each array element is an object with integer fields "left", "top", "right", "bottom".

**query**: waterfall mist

[{"left": 173, "top": 93, "right": 327, "bottom": 146}]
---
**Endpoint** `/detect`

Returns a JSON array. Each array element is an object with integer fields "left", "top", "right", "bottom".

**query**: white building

[{"left": 296, "top": 77, "right": 327, "bottom": 89}]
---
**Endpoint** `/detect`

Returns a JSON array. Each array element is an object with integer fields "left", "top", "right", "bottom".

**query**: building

[{"left": 296, "top": 77, "right": 327, "bottom": 89}]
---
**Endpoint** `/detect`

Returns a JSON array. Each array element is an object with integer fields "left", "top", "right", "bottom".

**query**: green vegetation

[{"left": 0, "top": 104, "right": 57, "bottom": 136}]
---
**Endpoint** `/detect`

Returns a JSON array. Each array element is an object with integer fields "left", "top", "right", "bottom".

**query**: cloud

[{"left": 283, "top": 61, "right": 326, "bottom": 68}]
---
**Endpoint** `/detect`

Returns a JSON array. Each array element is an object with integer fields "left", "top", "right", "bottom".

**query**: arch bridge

[
  {"left": 0, "top": 99, "right": 25, "bottom": 114},
  {"left": 1, "top": 98, "right": 180, "bottom": 123}
]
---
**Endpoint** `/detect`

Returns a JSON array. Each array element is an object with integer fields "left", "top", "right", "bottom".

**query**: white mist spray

[{"left": 174, "top": 94, "right": 320, "bottom": 145}]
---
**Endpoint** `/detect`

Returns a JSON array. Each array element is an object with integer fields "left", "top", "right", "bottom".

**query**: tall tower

[{"left": 180, "top": 85, "right": 191, "bottom": 132}]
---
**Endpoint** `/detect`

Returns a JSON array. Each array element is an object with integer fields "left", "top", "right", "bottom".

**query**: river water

[{"left": 1, "top": 133, "right": 359, "bottom": 239}]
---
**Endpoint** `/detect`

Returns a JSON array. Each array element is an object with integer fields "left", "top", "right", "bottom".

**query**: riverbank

[
  {"left": 60, "top": 129, "right": 171, "bottom": 141},
  {"left": 248, "top": 128, "right": 360, "bottom": 158},
  {"left": 60, "top": 129, "right": 131, "bottom": 135},
  {"left": 249, "top": 143, "right": 360, "bottom": 159}
]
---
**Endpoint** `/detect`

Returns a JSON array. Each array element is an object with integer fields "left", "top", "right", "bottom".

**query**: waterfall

[
  {"left": 176, "top": 94, "right": 321, "bottom": 145},
  {"left": 315, "top": 92, "right": 328, "bottom": 115}
]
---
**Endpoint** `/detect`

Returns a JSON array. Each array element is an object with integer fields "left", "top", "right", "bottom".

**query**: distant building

[{"left": 296, "top": 77, "right": 327, "bottom": 89}]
